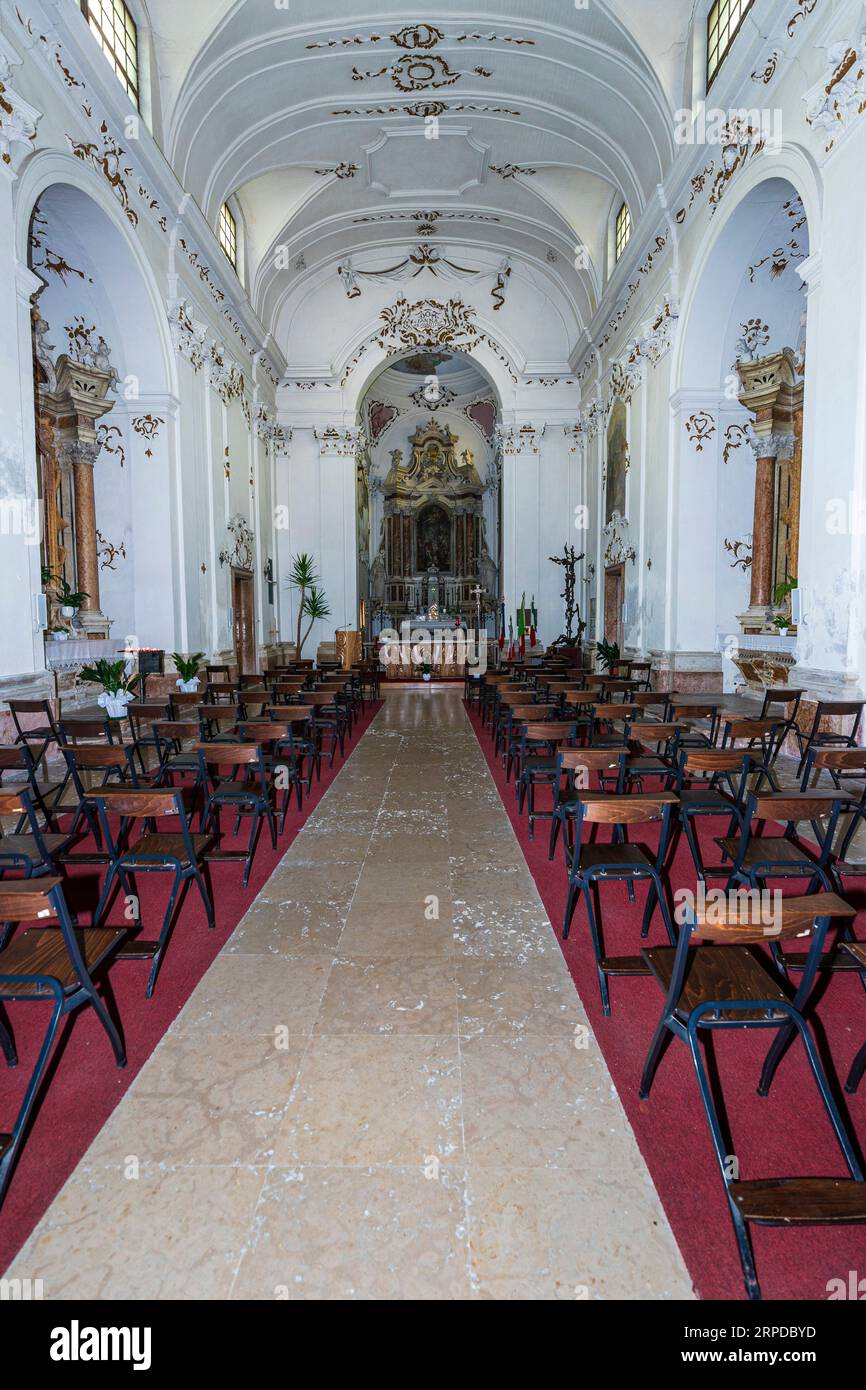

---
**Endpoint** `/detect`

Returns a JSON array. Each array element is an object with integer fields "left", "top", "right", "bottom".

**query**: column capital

[{"left": 751, "top": 431, "right": 795, "bottom": 462}]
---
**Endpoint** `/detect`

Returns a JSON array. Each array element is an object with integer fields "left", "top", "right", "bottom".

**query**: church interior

[{"left": 1, "top": 0, "right": 866, "bottom": 1321}]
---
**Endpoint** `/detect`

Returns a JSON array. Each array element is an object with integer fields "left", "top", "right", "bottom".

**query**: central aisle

[{"left": 7, "top": 689, "right": 693, "bottom": 1300}]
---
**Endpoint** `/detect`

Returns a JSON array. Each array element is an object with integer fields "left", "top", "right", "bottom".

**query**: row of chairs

[
  {"left": 0, "top": 665, "right": 374, "bottom": 1209},
  {"left": 472, "top": 671, "right": 866, "bottom": 1301}
]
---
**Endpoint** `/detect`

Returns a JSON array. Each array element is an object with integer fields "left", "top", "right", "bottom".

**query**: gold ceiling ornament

[
  {"left": 747, "top": 239, "right": 806, "bottom": 283},
  {"left": 96, "top": 530, "right": 127, "bottom": 571},
  {"left": 724, "top": 538, "right": 753, "bottom": 571},
  {"left": 787, "top": 0, "right": 820, "bottom": 37},
  {"left": 67, "top": 123, "right": 138, "bottom": 227},
  {"left": 723, "top": 422, "right": 757, "bottom": 465},
  {"left": 489, "top": 163, "right": 537, "bottom": 179},
  {"left": 684, "top": 412, "right": 716, "bottom": 453},
  {"left": 309, "top": 25, "right": 533, "bottom": 51},
  {"left": 376, "top": 296, "right": 480, "bottom": 351},
  {"left": 333, "top": 101, "right": 520, "bottom": 118},
  {"left": 338, "top": 245, "right": 512, "bottom": 311},
  {"left": 96, "top": 424, "right": 126, "bottom": 469},
  {"left": 352, "top": 53, "right": 492, "bottom": 91},
  {"left": 132, "top": 415, "right": 164, "bottom": 459},
  {"left": 315, "top": 162, "right": 359, "bottom": 178}
]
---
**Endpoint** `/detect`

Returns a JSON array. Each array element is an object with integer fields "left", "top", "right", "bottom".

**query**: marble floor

[{"left": 5, "top": 688, "right": 693, "bottom": 1300}]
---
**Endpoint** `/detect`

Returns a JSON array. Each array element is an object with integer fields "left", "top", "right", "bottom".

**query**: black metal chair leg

[{"left": 845, "top": 1037, "right": 866, "bottom": 1094}]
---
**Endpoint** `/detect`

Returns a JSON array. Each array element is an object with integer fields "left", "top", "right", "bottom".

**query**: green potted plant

[
  {"left": 48, "top": 625, "right": 69, "bottom": 643},
  {"left": 416, "top": 659, "right": 433, "bottom": 683},
  {"left": 287, "top": 553, "right": 319, "bottom": 658},
  {"left": 78, "top": 658, "right": 136, "bottom": 719},
  {"left": 772, "top": 614, "right": 790, "bottom": 637},
  {"left": 42, "top": 567, "right": 89, "bottom": 618},
  {"left": 171, "top": 651, "right": 205, "bottom": 693},
  {"left": 596, "top": 637, "right": 621, "bottom": 671},
  {"left": 299, "top": 584, "right": 331, "bottom": 659}
]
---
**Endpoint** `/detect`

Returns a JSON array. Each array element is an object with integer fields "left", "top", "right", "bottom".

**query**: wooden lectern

[{"left": 336, "top": 629, "right": 362, "bottom": 670}]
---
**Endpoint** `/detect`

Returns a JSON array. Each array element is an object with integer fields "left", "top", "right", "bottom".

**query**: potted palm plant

[
  {"left": 77, "top": 658, "right": 137, "bottom": 719},
  {"left": 287, "top": 553, "right": 319, "bottom": 658},
  {"left": 172, "top": 651, "right": 205, "bottom": 693},
  {"left": 596, "top": 637, "right": 621, "bottom": 671},
  {"left": 299, "top": 584, "right": 331, "bottom": 658}
]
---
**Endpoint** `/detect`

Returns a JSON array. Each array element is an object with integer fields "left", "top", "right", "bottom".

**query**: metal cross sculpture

[{"left": 549, "top": 544, "right": 586, "bottom": 646}]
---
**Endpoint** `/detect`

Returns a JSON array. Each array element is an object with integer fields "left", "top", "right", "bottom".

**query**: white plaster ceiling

[{"left": 143, "top": 2, "right": 698, "bottom": 352}]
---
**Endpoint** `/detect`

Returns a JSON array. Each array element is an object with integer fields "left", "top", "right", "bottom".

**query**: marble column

[{"left": 63, "top": 441, "right": 103, "bottom": 626}]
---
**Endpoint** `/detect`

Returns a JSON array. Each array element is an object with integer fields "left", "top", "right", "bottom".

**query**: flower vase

[{"left": 177, "top": 676, "right": 201, "bottom": 694}]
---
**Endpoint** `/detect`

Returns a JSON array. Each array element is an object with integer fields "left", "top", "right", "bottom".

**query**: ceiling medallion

[
  {"left": 376, "top": 296, "right": 479, "bottom": 351},
  {"left": 352, "top": 54, "right": 492, "bottom": 92}
]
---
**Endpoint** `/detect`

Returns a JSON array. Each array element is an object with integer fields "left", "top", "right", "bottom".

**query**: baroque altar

[{"left": 374, "top": 421, "right": 496, "bottom": 618}]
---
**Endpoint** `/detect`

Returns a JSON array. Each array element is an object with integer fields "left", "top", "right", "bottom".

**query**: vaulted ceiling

[{"left": 143, "top": 2, "right": 697, "bottom": 347}]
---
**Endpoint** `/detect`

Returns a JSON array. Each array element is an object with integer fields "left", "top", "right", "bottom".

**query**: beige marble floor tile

[
  {"left": 224, "top": 898, "right": 346, "bottom": 956},
  {"left": 85, "top": 1035, "right": 306, "bottom": 1166},
  {"left": 457, "top": 957, "right": 586, "bottom": 1040},
  {"left": 467, "top": 1165, "right": 694, "bottom": 1301},
  {"left": 230, "top": 1166, "right": 471, "bottom": 1301},
  {"left": 314, "top": 956, "right": 458, "bottom": 1035},
  {"left": 339, "top": 900, "right": 455, "bottom": 957},
  {"left": 6, "top": 1165, "right": 265, "bottom": 1300},
  {"left": 170, "top": 955, "right": 332, "bottom": 1037},
  {"left": 272, "top": 1035, "right": 462, "bottom": 1166},
  {"left": 461, "top": 1035, "right": 638, "bottom": 1171}
]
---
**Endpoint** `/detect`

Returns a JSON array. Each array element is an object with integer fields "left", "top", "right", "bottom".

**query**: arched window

[
  {"left": 218, "top": 203, "right": 238, "bottom": 272},
  {"left": 615, "top": 203, "right": 631, "bottom": 263},
  {"left": 707, "top": 0, "right": 755, "bottom": 87},
  {"left": 77, "top": 1, "right": 139, "bottom": 107}
]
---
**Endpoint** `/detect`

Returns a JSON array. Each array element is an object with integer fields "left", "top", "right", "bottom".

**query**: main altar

[{"left": 372, "top": 421, "right": 497, "bottom": 620}]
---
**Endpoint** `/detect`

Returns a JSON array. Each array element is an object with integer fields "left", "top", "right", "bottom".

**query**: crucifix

[{"left": 471, "top": 584, "right": 483, "bottom": 635}]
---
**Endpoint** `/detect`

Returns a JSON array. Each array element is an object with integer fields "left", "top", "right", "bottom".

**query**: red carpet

[
  {"left": 0, "top": 703, "right": 382, "bottom": 1273},
  {"left": 466, "top": 704, "right": 866, "bottom": 1301}
]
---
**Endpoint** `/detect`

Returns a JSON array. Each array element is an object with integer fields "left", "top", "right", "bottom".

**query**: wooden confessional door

[
  {"left": 604, "top": 565, "right": 625, "bottom": 649},
  {"left": 232, "top": 569, "right": 256, "bottom": 675}
]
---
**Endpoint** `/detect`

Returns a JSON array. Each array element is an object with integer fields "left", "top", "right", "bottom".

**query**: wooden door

[
  {"left": 232, "top": 569, "right": 256, "bottom": 675},
  {"left": 603, "top": 565, "right": 624, "bottom": 649}
]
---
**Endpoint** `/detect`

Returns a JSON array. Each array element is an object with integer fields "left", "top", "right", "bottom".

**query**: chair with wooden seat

[
  {"left": 796, "top": 700, "right": 864, "bottom": 776},
  {"left": 60, "top": 743, "right": 141, "bottom": 859},
  {"left": 589, "top": 702, "right": 638, "bottom": 749},
  {"left": 638, "top": 892, "right": 865, "bottom": 1300},
  {"left": 239, "top": 720, "right": 303, "bottom": 829},
  {"left": 91, "top": 786, "right": 215, "bottom": 997},
  {"left": 197, "top": 703, "right": 242, "bottom": 744},
  {"left": 205, "top": 680, "right": 242, "bottom": 706},
  {"left": 8, "top": 699, "right": 61, "bottom": 770},
  {"left": 270, "top": 679, "right": 308, "bottom": 705},
  {"left": 549, "top": 747, "right": 628, "bottom": 860},
  {"left": 672, "top": 748, "right": 755, "bottom": 881},
  {"left": 306, "top": 690, "right": 345, "bottom": 766},
  {"left": 205, "top": 664, "right": 231, "bottom": 685},
  {"left": 718, "top": 717, "right": 782, "bottom": 789},
  {"left": 799, "top": 748, "right": 866, "bottom": 871},
  {"left": 624, "top": 721, "right": 689, "bottom": 791},
  {"left": 169, "top": 690, "right": 202, "bottom": 719},
  {"left": 268, "top": 705, "right": 319, "bottom": 792},
  {"left": 632, "top": 692, "right": 669, "bottom": 720},
  {"left": 0, "top": 789, "right": 78, "bottom": 886},
  {"left": 759, "top": 687, "right": 806, "bottom": 759},
  {"left": 667, "top": 699, "right": 722, "bottom": 748},
  {"left": 0, "top": 877, "right": 127, "bottom": 1207},
  {"left": 516, "top": 721, "right": 578, "bottom": 838},
  {"left": 562, "top": 792, "right": 679, "bottom": 1014},
  {"left": 503, "top": 704, "right": 556, "bottom": 781},
  {"left": 196, "top": 743, "right": 276, "bottom": 887},
  {"left": 152, "top": 719, "right": 201, "bottom": 787},
  {"left": 126, "top": 701, "right": 170, "bottom": 776},
  {"left": 0, "top": 743, "right": 66, "bottom": 831},
  {"left": 718, "top": 791, "right": 855, "bottom": 896},
  {"left": 629, "top": 660, "right": 652, "bottom": 691}
]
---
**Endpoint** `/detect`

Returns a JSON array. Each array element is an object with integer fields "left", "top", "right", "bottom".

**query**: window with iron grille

[
  {"left": 219, "top": 203, "right": 238, "bottom": 271},
  {"left": 615, "top": 203, "right": 631, "bottom": 262},
  {"left": 707, "top": 0, "right": 755, "bottom": 87},
  {"left": 78, "top": 0, "right": 139, "bottom": 107}
]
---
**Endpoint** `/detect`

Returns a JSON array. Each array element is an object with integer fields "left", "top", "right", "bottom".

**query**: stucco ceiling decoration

[
  {"left": 376, "top": 296, "right": 479, "bottom": 351},
  {"left": 338, "top": 243, "right": 511, "bottom": 311}
]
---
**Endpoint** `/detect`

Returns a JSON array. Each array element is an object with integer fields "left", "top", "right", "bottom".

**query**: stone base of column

[
  {"left": 75, "top": 608, "right": 113, "bottom": 640},
  {"left": 737, "top": 605, "right": 773, "bottom": 635}
]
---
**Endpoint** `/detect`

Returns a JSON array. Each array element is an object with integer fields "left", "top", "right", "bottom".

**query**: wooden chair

[
  {"left": 305, "top": 691, "right": 345, "bottom": 766},
  {"left": 170, "top": 691, "right": 202, "bottom": 719},
  {"left": 629, "top": 660, "right": 652, "bottom": 691},
  {"left": 239, "top": 720, "right": 303, "bottom": 829},
  {"left": 638, "top": 892, "right": 865, "bottom": 1301},
  {"left": 0, "top": 788, "right": 77, "bottom": 882},
  {"left": 196, "top": 743, "right": 276, "bottom": 887},
  {"left": 60, "top": 743, "right": 140, "bottom": 859},
  {"left": 268, "top": 706, "right": 319, "bottom": 791},
  {"left": 0, "top": 877, "right": 127, "bottom": 1207},
  {"left": 205, "top": 665, "right": 231, "bottom": 685},
  {"left": 589, "top": 702, "right": 638, "bottom": 748},
  {"left": 152, "top": 719, "right": 201, "bottom": 787},
  {"left": 8, "top": 699, "right": 61, "bottom": 769},
  {"left": 668, "top": 700, "right": 722, "bottom": 748},
  {"left": 205, "top": 681, "right": 242, "bottom": 706},
  {"left": 197, "top": 703, "right": 241, "bottom": 744},
  {"left": 797, "top": 700, "right": 864, "bottom": 776},
  {"left": 549, "top": 748, "right": 628, "bottom": 861},
  {"left": 799, "top": 748, "right": 866, "bottom": 870},
  {"left": 759, "top": 687, "right": 806, "bottom": 759},
  {"left": 718, "top": 717, "right": 782, "bottom": 789},
  {"left": 673, "top": 748, "right": 755, "bottom": 881},
  {"left": 126, "top": 701, "right": 170, "bottom": 776},
  {"left": 503, "top": 705, "right": 556, "bottom": 781},
  {"left": 516, "top": 721, "right": 578, "bottom": 839},
  {"left": 92, "top": 787, "right": 215, "bottom": 997},
  {"left": 562, "top": 792, "right": 679, "bottom": 1015},
  {"left": 0, "top": 743, "right": 65, "bottom": 831},
  {"left": 624, "top": 721, "right": 689, "bottom": 791},
  {"left": 718, "top": 791, "right": 856, "bottom": 896}
]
